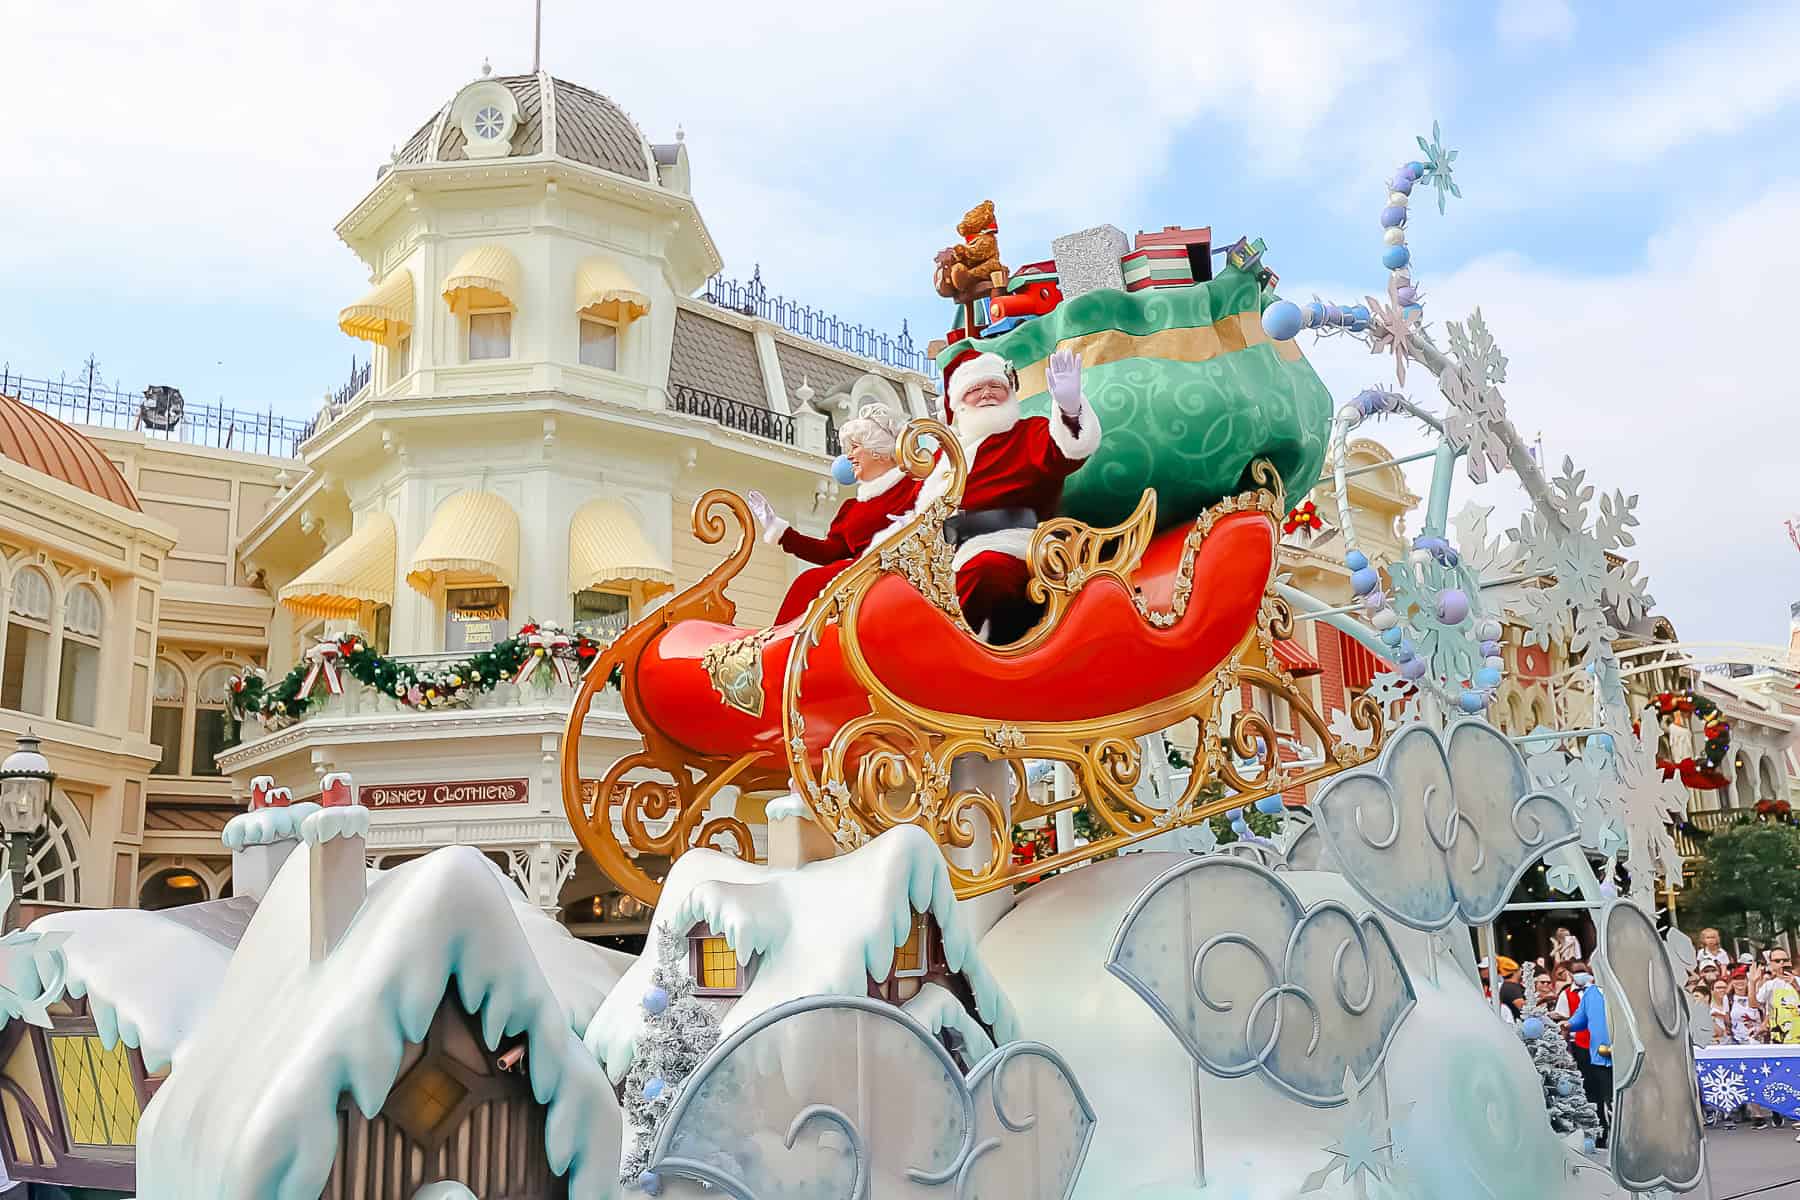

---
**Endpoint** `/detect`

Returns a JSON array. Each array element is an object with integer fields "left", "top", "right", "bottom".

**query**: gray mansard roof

[{"left": 387, "top": 73, "right": 653, "bottom": 183}]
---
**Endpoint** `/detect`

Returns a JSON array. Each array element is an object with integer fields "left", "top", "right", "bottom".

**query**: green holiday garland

[{"left": 228, "top": 623, "right": 619, "bottom": 728}]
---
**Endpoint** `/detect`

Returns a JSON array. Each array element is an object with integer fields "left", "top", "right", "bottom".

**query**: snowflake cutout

[
  {"left": 1607, "top": 707, "right": 1689, "bottom": 886},
  {"left": 1301, "top": 1069, "right": 1409, "bottom": 1194},
  {"left": 1387, "top": 549, "right": 1489, "bottom": 707},
  {"left": 1700, "top": 1066, "right": 1749, "bottom": 1112},
  {"left": 1365, "top": 670, "right": 1422, "bottom": 730},
  {"left": 1329, "top": 706, "right": 1376, "bottom": 753},
  {"left": 1507, "top": 457, "right": 1655, "bottom": 657},
  {"left": 1446, "top": 309, "right": 1508, "bottom": 387},
  {"left": 1416, "top": 120, "right": 1462, "bottom": 215},
  {"left": 1365, "top": 282, "right": 1424, "bottom": 386},
  {"left": 1440, "top": 312, "right": 1511, "bottom": 484}
]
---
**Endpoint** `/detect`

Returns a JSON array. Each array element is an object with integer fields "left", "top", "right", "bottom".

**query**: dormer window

[
  {"left": 872, "top": 912, "right": 938, "bottom": 1004},
  {"left": 578, "top": 317, "right": 618, "bottom": 370},
  {"left": 448, "top": 80, "right": 520, "bottom": 160},
  {"left": 687, "top": 925, "right": 749, "bottom": 997}
]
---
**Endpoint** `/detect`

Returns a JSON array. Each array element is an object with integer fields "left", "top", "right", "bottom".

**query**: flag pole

[{"left": 532, "top": 0, "right": 542, "bottom": 71}]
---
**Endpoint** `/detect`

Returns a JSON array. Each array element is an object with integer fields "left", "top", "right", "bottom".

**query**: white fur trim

[
  {"left": 856, "top": 466, "right": 905, "bottom": 501},
  {"left": 951, "top": 525, "right": 1035, "bottom": 573},
  {"left": 763, "top": 516, "right": 791, "bottom": 544},
  {"left": 1048, "top": 392, "right": 1102, "bottom": 461},
  {"left": 948, "top": 353, "right": 1011, "bottom": 410}
]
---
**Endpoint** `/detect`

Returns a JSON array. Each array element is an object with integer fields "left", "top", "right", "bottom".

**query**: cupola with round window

[{"left": 448, "top": 78, "right": 521, "bottom": 161}]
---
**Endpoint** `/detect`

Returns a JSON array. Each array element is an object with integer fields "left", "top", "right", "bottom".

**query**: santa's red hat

[{"left": 945, "top": 352, "right": 1014, "bottom": 419}]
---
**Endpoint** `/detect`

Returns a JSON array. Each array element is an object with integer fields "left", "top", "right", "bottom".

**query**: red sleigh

[{"left": 561, "top": 421, "right": 1382, "bottom": 903}]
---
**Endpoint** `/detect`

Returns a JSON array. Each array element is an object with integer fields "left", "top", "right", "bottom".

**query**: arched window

[
  {"left": 2, "top": 568, "right": 53, "bottom": 715},
  {"left": 55, "top": 584, "right": 103, "bottom": 725},
  {"left": 151, "top": 659, "right": 186, "bottom": 776},
  {"left": 191, "top": 665, "right": 239, "bottom": 778},
  {"left": 0, "top": 798, "right": 81, "bottom": 903},
  {"left": 139, "top": 865, "right": 211, "bottom": 911}
]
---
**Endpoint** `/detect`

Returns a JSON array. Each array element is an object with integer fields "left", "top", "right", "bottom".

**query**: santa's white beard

[{"left": 952, "top": 395, "right": 1021, "bottom": 446}]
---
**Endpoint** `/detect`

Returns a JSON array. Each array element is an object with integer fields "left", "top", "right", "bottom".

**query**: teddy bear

[{"left": 933, "top": 200, "right": 1009, "bottom": 303}]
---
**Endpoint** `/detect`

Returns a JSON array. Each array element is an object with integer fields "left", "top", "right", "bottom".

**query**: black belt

[{"left": 943, "top": 508, "right": 1039, "bottom": 548}]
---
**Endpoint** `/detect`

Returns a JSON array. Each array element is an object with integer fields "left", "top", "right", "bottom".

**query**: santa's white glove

[
  {"left": 745, "top": 490, "right": 788, "bottom": 543},
  {"left": 1046, "top": 348, "right": 1084, "bottom": 417}
]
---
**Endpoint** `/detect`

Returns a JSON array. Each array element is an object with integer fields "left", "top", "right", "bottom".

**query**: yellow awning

[
  {"left": 406, "top": 491, "right": 519, "bottom": 593},
  {"left": 338, "top": 270, "right": 414, "bottom": 346},
  {"left": 279, "top": 513, "right": 396, "bottom": 620},
  {"left": 442, "top": 245, "right": 522, "bottom": 313},
  {"left": 569, "top": 499, "right": 674, "bottom": 597},
  {"left": 575, "top": 257, "right": 649, "bottom": 325}
]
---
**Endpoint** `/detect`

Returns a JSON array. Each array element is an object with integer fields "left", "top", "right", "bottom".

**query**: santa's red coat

[
  {"left": 773, "top": 471, "right": 920, "bottom": 624},
  {"left": 917, "top": 396, "right": 1102, "bottom": 639}
]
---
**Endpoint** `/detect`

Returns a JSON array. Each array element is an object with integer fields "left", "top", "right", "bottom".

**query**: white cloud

[
  {"left": 1495, "top": 0, "right": 1575, "bottom": 48},
  {"left": 0, "top": 0, "right": 1409, "bottom": 320},
  {"left": 1299, "top": 182, "right": 1800, "bottom": 646},
  {"left": 1500, "top": 1, "right": 1800, "bottom": 171}
]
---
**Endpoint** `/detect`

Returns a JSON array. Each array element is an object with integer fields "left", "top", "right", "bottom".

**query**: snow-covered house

[
  {"left": 586, "top": 822, "right": 1019, "bottom": 1081},
  {"left": 134, "top": 809, "right": 628, "bottom": 1200},
  {"left": 0, "top": 892, "right": 253, "bottom": 1192}
]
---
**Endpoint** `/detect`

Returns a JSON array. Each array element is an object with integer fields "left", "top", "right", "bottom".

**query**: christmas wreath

[
  {"left": 1649, "top": 690, "right": 1731, "bottom": 790},
  {"left": 228, "top": 622, "right": 615, "bottom": 728}
]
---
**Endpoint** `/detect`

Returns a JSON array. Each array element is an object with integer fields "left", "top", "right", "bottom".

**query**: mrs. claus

[{"left": 748, "top": 403, "right": 921, "bottom": 624}]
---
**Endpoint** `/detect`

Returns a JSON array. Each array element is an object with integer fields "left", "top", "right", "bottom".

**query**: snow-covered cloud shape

[
  {"left": 1106, "top": 855, "right": 1415, "bottom": 1107},
  {"left": 648, "top": 995, "right": 1094, "bottom": 1200},
  {"left": 1309, "top": 719, "right": 1577, "bottom": 931}
]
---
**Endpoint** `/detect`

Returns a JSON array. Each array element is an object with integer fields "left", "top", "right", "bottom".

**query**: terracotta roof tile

[{"left": 0, "top": 393, "right": 139, "bottom": 510}]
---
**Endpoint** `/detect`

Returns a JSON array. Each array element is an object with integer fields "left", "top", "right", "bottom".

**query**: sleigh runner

[{"left": 561, "top": 425, "right": 1383, "bottom": 904}]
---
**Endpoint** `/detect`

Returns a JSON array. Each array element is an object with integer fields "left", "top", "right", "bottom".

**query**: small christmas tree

[
  {"left": 1517, "top": 964, "right": 1602, "bottom": 1142},
  {"left": 620, "top": 924, "right": 724, "bottom": 1192}
]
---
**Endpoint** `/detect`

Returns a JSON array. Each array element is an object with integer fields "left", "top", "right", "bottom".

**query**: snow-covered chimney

[
  {"left": 223, "top": 776, "right": 313, "bottom": 902},
  {"left": 300, "top": 772, "right": 369, "bottom": 961},
  {"left": 764, "top": 792, "right": 838, "bottom": 870}
]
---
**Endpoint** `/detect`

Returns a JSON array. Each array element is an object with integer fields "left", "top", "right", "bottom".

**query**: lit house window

[
  {"left": 468, "top": 311, "right": 512, "bottom": 361},
  {"left": 893, "top": 914, "right": 930, "bottom": 979},
  {"left": 150, "top": 660, "right": 185, "bottom": 776},
  {"left": 48, "top": 1031, "right": 142, "bottom": 1147},
  {"left": 190, "top": 665, "right": 239, "bottom": 778},
  {"left": 2, "top": 568, "right": 54, "bottom": 715},
  {"left": 55, "top": 584, "right": 103, "bottom": 726},
  {"left": 578, "top": 318, "right": 618, "bottom": 370},
  {"left": 688, "top": 927, "right": 748, "bottom": 997}
]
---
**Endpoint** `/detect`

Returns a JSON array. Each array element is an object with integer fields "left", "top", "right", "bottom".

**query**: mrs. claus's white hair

[{"left": 837, "top": 403, "right": 905, "bottom": 458}]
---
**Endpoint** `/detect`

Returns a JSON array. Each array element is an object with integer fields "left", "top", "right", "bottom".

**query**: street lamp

[{"left": 0, "top": 733, "right": 53, "bottom": 927}]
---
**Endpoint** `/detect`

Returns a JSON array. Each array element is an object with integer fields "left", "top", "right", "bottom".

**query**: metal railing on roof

[
  {"left": 670, "top": 383, "right": 796, "bottom": 445},
  {"left": 703, "top": 267, "right": 936, "bottom": 379},
  {"left": 0, "top": 358, "right": 312, "bottom": 459}
]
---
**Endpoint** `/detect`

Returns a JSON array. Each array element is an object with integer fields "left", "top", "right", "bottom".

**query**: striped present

[{"left": 1121, "top": 246, "right": 1195, "bottom": 292}]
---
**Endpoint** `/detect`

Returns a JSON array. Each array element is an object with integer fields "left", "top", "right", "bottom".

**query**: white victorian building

[{"left": 218, "top": 68, "right": 935, "bottom": 945}]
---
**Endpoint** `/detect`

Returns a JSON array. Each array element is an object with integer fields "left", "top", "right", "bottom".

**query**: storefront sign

[{"left": 363, "top": 778, "right": 531, "bottom": 809}]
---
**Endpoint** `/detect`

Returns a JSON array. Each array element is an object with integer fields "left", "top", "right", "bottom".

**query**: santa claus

[{"left": 918, "top": 347, "right": 1100, "bottom": 641}]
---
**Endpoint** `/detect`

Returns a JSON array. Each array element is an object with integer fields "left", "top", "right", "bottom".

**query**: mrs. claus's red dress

[{"left": 771, "top": 468, "right": 921, "bottom": 624}]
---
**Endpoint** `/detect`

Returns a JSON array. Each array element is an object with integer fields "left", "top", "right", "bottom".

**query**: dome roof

[
  {"left": 0, "top": 392, "right": 140, "bottom": 511},
  {"left": 387, "top": 73, "right": 656, "bottom": 183}
]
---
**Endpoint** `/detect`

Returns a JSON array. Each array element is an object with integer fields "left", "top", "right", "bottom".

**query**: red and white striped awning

[{"left": 1271, "top": 636, "right": 1322, "bottom": 678}]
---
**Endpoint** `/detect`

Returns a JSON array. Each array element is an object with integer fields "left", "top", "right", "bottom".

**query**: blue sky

[{"left": 3, "top": 0, "right": 1798, "bottom": 646}]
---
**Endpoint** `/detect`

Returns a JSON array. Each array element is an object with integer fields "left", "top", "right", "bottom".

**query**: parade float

[{"left": 0, "top": 128, "right": 1710, "bottom": 1200}]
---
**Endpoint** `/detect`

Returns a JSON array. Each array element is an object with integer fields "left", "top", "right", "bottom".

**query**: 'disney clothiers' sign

[{"left": 362, "top": 778, "right": 531, "bottom": 809}]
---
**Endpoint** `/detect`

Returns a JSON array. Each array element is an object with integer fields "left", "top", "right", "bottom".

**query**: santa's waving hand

[{"left": 913, "top": 349, "right": 1102, "bottom": 642}]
